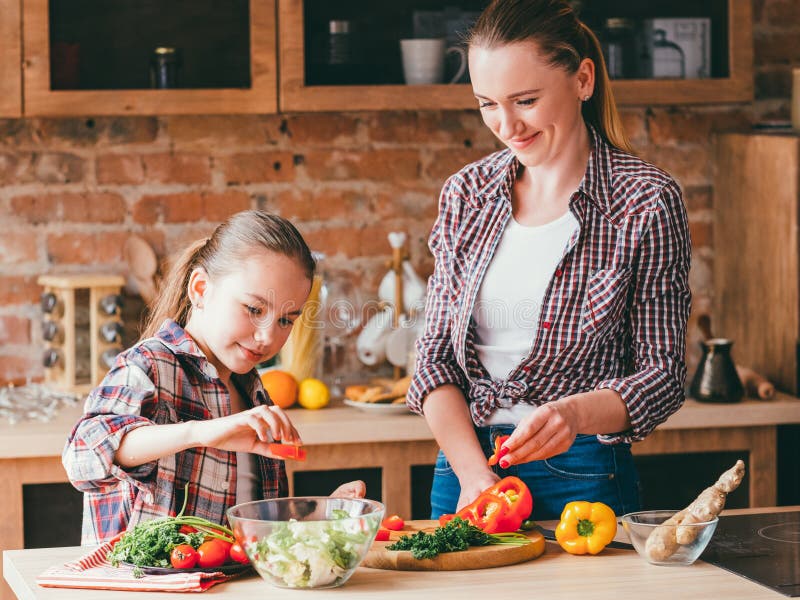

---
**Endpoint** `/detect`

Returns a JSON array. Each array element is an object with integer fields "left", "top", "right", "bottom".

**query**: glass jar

[
  {"left": 602, "top": 18, "right": 638, "bottom": 79},
  {"left": 652, "top": 30, "right": 685, "bottom": 79},
  {"left": 150, "top": 46, "right": 181, "bottom": 89}
]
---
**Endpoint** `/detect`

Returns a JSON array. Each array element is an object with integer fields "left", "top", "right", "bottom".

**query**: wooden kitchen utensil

[
  {"left": 735, "top": 365, "right": 775, "bottom": 400},
  {"left": 123, "top": 235, "right": 158, "bottom": 304},
  {"left": 363, "top": 520, "right": 545, "bottom": 571}
]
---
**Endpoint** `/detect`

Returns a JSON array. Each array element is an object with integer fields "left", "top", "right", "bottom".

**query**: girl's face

[
  {"left": 469, "top": 41, "right": 594, "bottom": 169},
  {"left": 187, "top": 251, "right": 311, "bottom": 381}
]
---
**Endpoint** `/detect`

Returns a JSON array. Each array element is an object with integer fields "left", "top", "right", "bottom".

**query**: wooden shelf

[
  {"left": 0, "top": 0, "right": 22, "bottom": 117},
  {"left": 279, "top": 0, "right": 752, "bottom": 112},
  {"left": 21, "top": 0, "right": 279, "bottom": 116}
]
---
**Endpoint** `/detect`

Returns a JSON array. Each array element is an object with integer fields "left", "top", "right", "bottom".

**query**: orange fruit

[{"left": 260, "top": 370, "right": 298, "bottom": 408}]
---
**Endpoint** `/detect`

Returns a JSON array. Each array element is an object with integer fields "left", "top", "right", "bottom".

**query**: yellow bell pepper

[{"left": 555, "top": 501, "right": 617, "bottom": 555}]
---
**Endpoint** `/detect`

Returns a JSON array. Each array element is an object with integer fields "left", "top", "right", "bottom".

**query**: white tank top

[{"left": 472, "top": 211, "right": 578, "bottom": 425}]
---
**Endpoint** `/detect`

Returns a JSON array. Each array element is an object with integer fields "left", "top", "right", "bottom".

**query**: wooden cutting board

[{"left": 363, "top": 520, "right": 545, "bottom": 571}]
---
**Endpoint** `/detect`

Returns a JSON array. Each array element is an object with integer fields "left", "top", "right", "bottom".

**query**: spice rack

[{"left": 38, "top": 273, "right": 125, "bottom": 394}]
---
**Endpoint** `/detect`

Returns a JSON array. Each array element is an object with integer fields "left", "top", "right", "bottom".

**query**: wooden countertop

[
  {"left": 5, "top": 507, "right": 797, "bottom": 600},
  {"left": 2, "top": 393, "right": 800, "bottom": 460}
]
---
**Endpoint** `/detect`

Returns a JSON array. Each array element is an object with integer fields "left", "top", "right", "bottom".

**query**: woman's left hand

[
  {"left": 501, "top": 399, "right": 579, "bottom": 465},
  {"left": 330, "top": 480, "right": 366, "bottom": 498}
]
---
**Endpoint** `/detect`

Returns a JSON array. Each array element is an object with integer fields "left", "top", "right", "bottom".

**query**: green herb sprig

[
  {"left": 107, "top": 484, "right": 234, "bottom": 574},
  {"left": 386, "top": 517, "right": 530, "bottom": 559}
]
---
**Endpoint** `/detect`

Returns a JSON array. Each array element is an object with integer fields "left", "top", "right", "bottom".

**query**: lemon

[{"left": 298, "top": 378, "right": 330, "bottom": 410}]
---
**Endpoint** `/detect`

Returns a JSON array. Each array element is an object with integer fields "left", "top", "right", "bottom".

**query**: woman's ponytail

[{"left": 579, "top": 23, "right": 632, "bottom": 153}]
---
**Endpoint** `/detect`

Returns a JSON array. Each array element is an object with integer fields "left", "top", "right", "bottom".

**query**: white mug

[{"left": 400, "top": 38, "right": 467, "bottom": 85}]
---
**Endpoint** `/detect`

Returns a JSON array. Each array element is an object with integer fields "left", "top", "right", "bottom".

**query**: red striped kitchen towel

[{"left": 37, "top": 534, "right": 231, "bottom": 592}]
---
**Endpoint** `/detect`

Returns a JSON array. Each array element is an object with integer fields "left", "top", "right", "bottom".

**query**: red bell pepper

[
  {"left": 453, "top": 476, "right": 533, "bottom": 534},
  {"left": 268, "top": 443, "right": 307, "bottom": 461},
  {"left": 487, "top": 435, "right": 510, "bottom": 466}
]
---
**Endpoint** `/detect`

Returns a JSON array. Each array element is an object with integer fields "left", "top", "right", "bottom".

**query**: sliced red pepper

[
  {"left": 487, "top": 476, "right": 533, "bottom": 525},
  {"left": 487, "top": 435, "right": 511, "bottom": 466},
  {"left": 268, "top": 443, "right": 307, "bottom": 461},
  {"left": 453, "top": 476, "right": 533, "bottom": 533},
  {"left": 438, "top": 513, "right": 456, "bottom": 527},
  {"left": 374, "top": 528, "right": 391, "bottom": 542}
]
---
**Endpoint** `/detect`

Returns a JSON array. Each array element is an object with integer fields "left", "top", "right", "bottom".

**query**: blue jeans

[{"left": 430, "top": 426, "right": 641, "bottom": 520}]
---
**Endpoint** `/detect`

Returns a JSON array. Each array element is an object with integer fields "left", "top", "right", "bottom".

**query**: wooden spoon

[{"left": 124, "top": 235, "right": 158, "bottom": 303}]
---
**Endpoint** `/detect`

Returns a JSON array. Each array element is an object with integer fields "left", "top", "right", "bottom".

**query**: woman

[{"left": 407, "top": 0, "right": 691, "bottom": 520}]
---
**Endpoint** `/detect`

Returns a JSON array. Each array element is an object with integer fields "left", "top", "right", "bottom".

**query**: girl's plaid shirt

[
  {"left": 408, "top": 128, "right": 692, "bottom": 444},
  {"left": 63, "top": 319, "right": 287, "bottom": 545}
]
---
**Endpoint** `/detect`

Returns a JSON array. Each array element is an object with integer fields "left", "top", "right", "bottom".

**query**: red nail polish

[
  {"left": 498, "top": 446, "right": 509, "bottom": 459},
  {"left": 499, "top": 458, "right": 510, "bottom": 469}
]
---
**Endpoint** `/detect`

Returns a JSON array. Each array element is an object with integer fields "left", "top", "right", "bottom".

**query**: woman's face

[
  {"left": 187, "top": 251, "right": 311, "bottom": 380},
  {"left": 469, "top": 41, "right": 594, "bottom": 168}
]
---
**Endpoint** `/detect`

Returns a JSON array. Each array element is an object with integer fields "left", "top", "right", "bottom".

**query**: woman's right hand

[
  {"left": 191, "top": 405, "right": 301, "bottom": 457},
  {"left": 456, "top": 470, "right": 500, "bottom": 511}
]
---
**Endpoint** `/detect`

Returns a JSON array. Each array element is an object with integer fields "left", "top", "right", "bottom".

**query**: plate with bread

[{"left": 343, "top": 376, "right": 412, "bottom": 414}]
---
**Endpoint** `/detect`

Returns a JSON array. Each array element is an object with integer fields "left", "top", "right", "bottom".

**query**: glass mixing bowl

[
  {"left": 621, "top": 510, "right": 718, "bottom": 566},
  {"left": 227, "top": 497, "right": 384, "bottom": 589}
]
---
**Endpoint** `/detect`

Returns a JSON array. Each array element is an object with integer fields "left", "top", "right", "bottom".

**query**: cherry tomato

[
  {"left": 179, "top": 525, "right": 197, "bottom": 534},
  {"left": 381, "top": 515, "right": 405, "bottom": 531},
  {"left": 374, "top": 528, "right": 391, "bottom": 542},
  {"left": 196, "top": 539, "right": 230, "bottom": 568},
  {"left": 170, "top": 544, "right": 198, "bottom": 569},
  {"left": 229, "top": 542, "right": 249, "bottom": 564}
]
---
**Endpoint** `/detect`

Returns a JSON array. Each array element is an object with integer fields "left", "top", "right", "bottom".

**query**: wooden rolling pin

[
  {"left": 697, "top": 314, "right": 774, "bottom": 400},
  {"left": 734, "top": 365, "right": 775, "bottom": 400}
]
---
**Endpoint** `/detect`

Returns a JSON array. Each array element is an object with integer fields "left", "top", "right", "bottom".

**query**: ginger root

[{"left": 644, "top": 460, "right": 745, "bottom": 561}]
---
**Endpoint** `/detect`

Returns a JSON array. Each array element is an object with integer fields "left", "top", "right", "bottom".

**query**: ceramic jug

[{"left": 689, "top": 338, "right": 744, "bottom": 403}]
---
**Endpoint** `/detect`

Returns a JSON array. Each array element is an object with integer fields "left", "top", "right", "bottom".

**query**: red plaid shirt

[
  {"left": 63, "top": 319, "right": 287, "bottom": 545},
  {"left": 408, "top": 127, "right": 691, "bottom": 444}
]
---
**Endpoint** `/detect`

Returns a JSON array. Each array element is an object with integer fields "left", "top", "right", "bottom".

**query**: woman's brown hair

[
  {"left": 141, "top": 210, "right": 316, "bottom": 339},
  {"left": 467, "top": 0, "right": 632, "bottom": 153}
]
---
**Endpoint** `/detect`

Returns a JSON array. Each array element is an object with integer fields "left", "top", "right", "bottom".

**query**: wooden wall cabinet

[
  {"left": 279, "top": 0, "right": 752, "bottom": 112},
  {"left": 21, "top": 0, "right": 278, "bottom": 116},
  {"left": 0, "top": 0, "right": 22, "bottom": 117},
  {"left": 714, "top": 132, "right": 800, "bottom": 394},
  {"left": 4, "top": 0, "right": 755, "bottom": 117}
]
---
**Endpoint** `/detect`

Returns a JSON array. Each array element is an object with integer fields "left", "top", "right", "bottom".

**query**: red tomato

[
  {"left": 374, "top": 528, "right": 391, "bottom": 542},
  {"left": 229, "top": 542, "right": 249, "bottom": 564},
  {"left": 381, "top": 515, "right": 405, "bottom": 531},
  {"left": 179, "top": 525, "right": 197, "bottom": 534},
  {"left": 170, "top": 544, "right": 198, "bottom": 569},
  {"left": 196, "top": 539, "right": 230, "bottom": 568}
]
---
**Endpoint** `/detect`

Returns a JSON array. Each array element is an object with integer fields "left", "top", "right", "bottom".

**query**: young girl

[
  {"left": 408, "top": 0, "right": 691, "bottom": 520},
  {"left": 64, "top": 210, "right": 364, "bottom": 544}
]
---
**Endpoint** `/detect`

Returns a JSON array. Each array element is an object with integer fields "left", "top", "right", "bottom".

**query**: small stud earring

[{"left": 583, "top": 95, "right": 591, "bottom": 102}]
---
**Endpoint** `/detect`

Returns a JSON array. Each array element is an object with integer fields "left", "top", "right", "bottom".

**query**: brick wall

[{"left": 1, "top": 0, "right": 798, "bottom": 386}]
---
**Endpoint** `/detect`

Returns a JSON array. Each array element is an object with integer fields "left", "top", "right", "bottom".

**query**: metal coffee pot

[{"left": 689, "top": 338, "right": 744, "bottom": 403}]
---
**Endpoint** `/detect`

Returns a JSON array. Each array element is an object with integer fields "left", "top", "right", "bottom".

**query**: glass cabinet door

[{"left": 23, "top": 0, "right": 278, "bottom": 116}]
